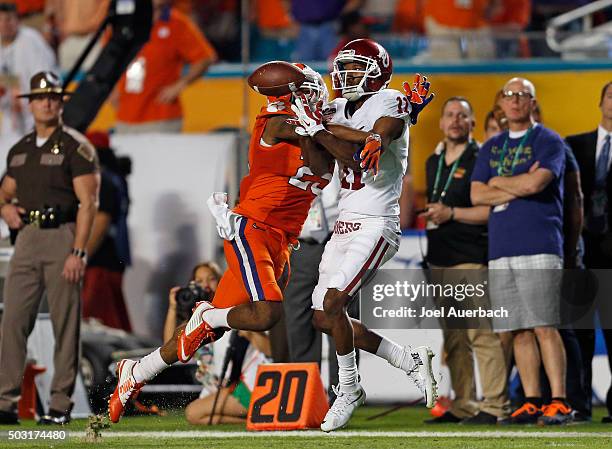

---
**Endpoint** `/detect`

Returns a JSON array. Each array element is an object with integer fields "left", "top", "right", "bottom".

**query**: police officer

[{"left": 0, "top": 72, "right": 99, "bottom": 425}]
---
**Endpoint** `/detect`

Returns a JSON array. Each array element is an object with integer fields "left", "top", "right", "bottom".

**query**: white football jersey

[{"left": 324, "top": 88, "right": 410, "bottom": 218}]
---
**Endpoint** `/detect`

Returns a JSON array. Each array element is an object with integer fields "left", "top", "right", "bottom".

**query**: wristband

[
  {"left": 71, "top": 248, "right": 87, "bottom": 259},
  {"left": 449, "top": 207, "right": 455, "bottom": 221}
]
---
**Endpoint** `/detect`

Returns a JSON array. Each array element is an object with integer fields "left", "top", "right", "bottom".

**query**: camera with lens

[{"left": 175, "top": 281, "right": 213, "bottom": 323}]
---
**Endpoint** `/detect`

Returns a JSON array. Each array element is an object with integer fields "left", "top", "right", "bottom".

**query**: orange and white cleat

[
  {"left": 177, "top": 301, "right": 221, "bottom": 363},
  {"left": 108, "top": 359, "right": 144, "bottom": 423}
]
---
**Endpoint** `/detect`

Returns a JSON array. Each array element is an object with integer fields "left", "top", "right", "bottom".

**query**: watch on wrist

[{"left": 71, "top": 248, "right": 87, "bottom": 259}]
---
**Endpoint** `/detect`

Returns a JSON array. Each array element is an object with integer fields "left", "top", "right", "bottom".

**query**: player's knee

[
  {"left": 322, "top": 289, "right": 346, "bottom": 318},
  {"left": 258, "top": 301, "right": 283, "bottom": 330},
  {"left": 312, "top": 310, "right": 329, "bottom": 333}
]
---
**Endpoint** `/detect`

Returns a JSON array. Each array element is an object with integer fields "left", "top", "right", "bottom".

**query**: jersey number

[
  {"left": 396, "top": 96, "right": 409, "bottom": 114},
  {"left": 340, "top": 167, "right": 365, "bottom": 191},
  {"left": 289, "top": 166, "right": 329, "bottom": 196}
]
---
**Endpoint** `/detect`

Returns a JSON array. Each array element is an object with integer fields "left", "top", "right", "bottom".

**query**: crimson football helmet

[{"left": 331, "top": 38, "right": 393, "bottom": 101}]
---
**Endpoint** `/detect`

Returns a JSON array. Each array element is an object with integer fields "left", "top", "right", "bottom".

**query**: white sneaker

[
  {"left": 320, "top": 384, "right": 366, "bottom": 432},
  {"left": 409, "top": 346, "right": 438, "bottom": 408}
]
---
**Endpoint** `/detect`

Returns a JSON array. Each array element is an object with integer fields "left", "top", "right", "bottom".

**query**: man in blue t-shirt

[{"left": 471, "top": 77, "right": 571, "bottom": 425}]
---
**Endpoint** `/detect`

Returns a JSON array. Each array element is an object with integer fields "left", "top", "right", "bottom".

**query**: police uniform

[{"left": 0, "top": 72, "right": 99, "bottom": 421}]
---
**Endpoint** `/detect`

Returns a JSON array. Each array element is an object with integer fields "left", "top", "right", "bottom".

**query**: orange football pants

[{"left": 212, "top": 216, "right": 291, "bottom": 308}]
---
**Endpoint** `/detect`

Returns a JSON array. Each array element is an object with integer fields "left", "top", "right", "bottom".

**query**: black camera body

[{"left": 175, "top": 281, "right": 213, "bottom": 323}]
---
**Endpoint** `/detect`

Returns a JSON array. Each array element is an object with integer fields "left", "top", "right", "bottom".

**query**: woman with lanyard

[{"left": 421, "top": 97, "right": 508, "bottom": 426}]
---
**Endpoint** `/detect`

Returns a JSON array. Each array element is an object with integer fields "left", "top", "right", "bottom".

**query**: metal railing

[{"left": 546, "top": 0, "right": 612, "bottom": 53}]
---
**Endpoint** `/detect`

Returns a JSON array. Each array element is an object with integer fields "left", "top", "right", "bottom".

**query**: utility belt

[{"left": 22, "top": 207, "right": 76, "bottom": 229}]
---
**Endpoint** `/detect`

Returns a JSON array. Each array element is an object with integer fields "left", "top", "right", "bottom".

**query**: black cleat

[
  {"left": 38, "top": 409, "right": 71, "bottom": 425},
  {"left": 0, "top": 410, "right": 19, "bottom": 425}
]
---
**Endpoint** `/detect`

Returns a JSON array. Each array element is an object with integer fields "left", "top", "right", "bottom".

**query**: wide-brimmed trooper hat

[{"left": 17, "top": 71, "right": 72, "bottom": 98}]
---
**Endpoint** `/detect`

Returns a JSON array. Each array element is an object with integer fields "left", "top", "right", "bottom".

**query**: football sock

[
  {"left": 337, "top": 350, "right": 359, "bottom": 393},
  {"left": 202, "top": 307, "right": 231, "bottom": 328},
  {"left": 133, "top": 348, "right": 169, "bottom": 383},
  {"left": 376, "top": 336, "right": 415, "bottom": 373}
]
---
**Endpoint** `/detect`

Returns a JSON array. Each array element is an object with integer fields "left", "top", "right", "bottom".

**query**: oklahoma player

[
  {"left": 108, "top": 64, "right": 340, "bottom": 423},
  {"left": 292, "top": 38, "right": 438, "bottom": 431}
]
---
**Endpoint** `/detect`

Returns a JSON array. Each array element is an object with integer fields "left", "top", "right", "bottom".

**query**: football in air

[{"left": 247, "top": 61, "right": 306, "bottom": 97}]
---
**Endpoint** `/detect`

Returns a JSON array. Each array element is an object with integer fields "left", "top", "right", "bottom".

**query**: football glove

[
  {"left": 354, "top": 133, "right": 383, "bottom": 175},
  {"left": 403, "top": 74, "right": 435, "bottom": 125},
  {"left": 290, "top": 93, "right": 325, "bottom": 137}
]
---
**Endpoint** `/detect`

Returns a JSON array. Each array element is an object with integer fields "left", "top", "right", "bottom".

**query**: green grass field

[{"left": 1, "top": 407, "right": 611, "bottom": 449}]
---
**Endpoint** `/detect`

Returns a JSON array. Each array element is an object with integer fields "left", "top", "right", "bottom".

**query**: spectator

[
  {"left": 489, "top": 0, "right": 531, "bottom": 58},
  {"left": 328, "top": 10, "right": 373, "bottom": 61},
  {"left": 14, "top": 0, "right": 45, "bottom": 32},
  {"left": 163, "top": 262, "right": 221, "bottom": 342},
  {"left": 422, "top": 97, "right": 508, "bottom": 425},
  {"left": 0, "top": 1, "right": 55, "bottom": 158},
  {"left": 422, "top": 0, "right": 498, "bottom": 60},
  {"left": 81, "top": 131, "right": 133, "bottom": 332},
  {"left": 114, "top": 0, "right": 217, "bottom": 134},
  {"left": 193, "top": 0, "right": 239, "bottom": 62},
  {"left": 185, "top": 330, "right": 271, "bottom": 424},
  {"left": 392, "top": 0, "right": 425, "bottom": 34},
  {"left": 290, "top": 0, "right": 364, "bottom": 62},
  {"left": 471, "top": 77, "right": 571, "bottom": 425},
  {"left": 254, "top": 0, "right": 295, "bottom": 38},
  {"left": 44, "top": 0, "right": 110, "bottom": 71},
  {"left": 565, "top": 81, "right": 612, "bottom": 423},
  {"left": 484, "top": 110, "right": 502, "bottom": 141}
]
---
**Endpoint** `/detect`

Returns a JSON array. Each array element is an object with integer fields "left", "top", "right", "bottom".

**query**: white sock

[
  {"left": 202, "top": 306, "right": 231, "bottom": 328},
  {"left": 376, "top": 337, "right": 415, "bottom": 373},
  {"left": 337, "top": 350, "right": 359, "bottom": 393},
  {"left": 133, "top": 348, "right": 169, "bottom": 383}
]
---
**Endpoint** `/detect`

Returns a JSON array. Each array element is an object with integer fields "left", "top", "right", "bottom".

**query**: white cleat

[
  {"left": 177, "top": 301, "right": 217, "bottom": 363},
  {"left": 108, "top": 359, "right": 144, "bottom": 423},
  {"left": 320, "top": 384, "right": 366, "bottom": 432},
  {"left": 409, "top": 346, "right": 438, "bottom": 408}
]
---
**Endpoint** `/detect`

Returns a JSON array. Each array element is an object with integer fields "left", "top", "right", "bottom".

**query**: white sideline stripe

[{"left": 68, "top": 431, "right": 612, "bottom": 439}]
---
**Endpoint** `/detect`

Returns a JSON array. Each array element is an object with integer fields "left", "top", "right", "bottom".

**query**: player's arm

[
  {"left": 299, "top": 137, "right": 334, "bottom": 177},
  {"left": 311, "top": 129, "right": 362, "bottom": 170},
  {"left": 470, "top": 181, "right": 516, "bottom": 206},
  {"left": 326, "top": 124, "right": 370, "bottom": 144},
  {"left": 261, "top": 115, "right": 302, "bottom": 145}
]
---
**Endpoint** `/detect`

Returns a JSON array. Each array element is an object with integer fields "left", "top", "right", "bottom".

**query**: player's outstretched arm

[
  {"left": 261, "top": 115, "right": 302, "bottom": 145},
  {"left": 326, "top": 124, "right": 371, "bottom": 143}
]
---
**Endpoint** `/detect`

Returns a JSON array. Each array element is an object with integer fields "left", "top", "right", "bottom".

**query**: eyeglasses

[{"left": 502, "top": 90, "right": 533, "bottom": 101}]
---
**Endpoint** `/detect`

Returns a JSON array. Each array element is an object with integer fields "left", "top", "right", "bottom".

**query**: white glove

[
  {"left": 206, "top": 192, "right": 239, "bottom": 241},
  {"left": 290, "top": 94, "right": 325, "bottom": 137}
]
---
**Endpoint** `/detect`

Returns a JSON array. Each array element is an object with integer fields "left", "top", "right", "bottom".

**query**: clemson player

[{"left": 108, "top": 63, "right": 348, "bottom": 423}]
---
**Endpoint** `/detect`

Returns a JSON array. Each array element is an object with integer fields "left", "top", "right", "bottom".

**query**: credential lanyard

[
  {"left": 432, "top": 148, "right": 462, "bottom": 203},
  {"left": 497, "top": 127, "right": 533, "bottom": 177}
]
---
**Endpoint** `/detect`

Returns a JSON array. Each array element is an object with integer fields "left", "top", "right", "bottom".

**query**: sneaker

[
  {"left": 320, "top": 384, "right": 366, "bottom": 432},
  {"left": 538, "top": 400, "right": 573, "bottom": 426},
  {"left": 424, "top": 411, "right": 462, "bottom": 424},
  {"left": 108, "top": 359, "right": 144, "bottom": 423},
  {"left": 0, "top": 410, "right": 19, "bottom": 425},
  {"left": 461, "top": 411, "right": 498, "bottom": 425},
  {"left": 177, "top": 301, "right": 220, "bottom": 363},
  {"left": 602, "top": 416, "right": 612, "bottom": 424},
  {"left": 408, "top": 346, "right": 438, "bottom": 408},
  {"left": 509, "top": 402, "right": 542, "bottom": 424},
  {"left": 38, "top": 409, "right": 71, "bottom": 425}
]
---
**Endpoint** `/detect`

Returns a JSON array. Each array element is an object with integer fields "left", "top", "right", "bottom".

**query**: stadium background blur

[{"left": 0, "top": 0, "right": 612, "bottom": 432}]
